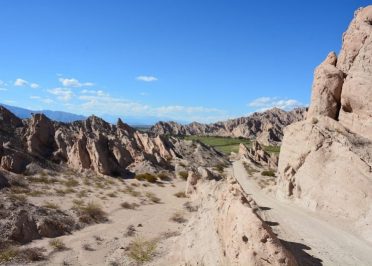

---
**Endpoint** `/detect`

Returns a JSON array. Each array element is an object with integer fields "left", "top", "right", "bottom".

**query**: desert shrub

[
  {"left": 170, "top": 212, "right": 187, "bottom": 223},
  {"left": 77, "top": 201, "right": 107, "bottom": 224},
  {"left": 123, "top": 187, "right": 141, "bottom": 197},
  {"left": 261, "top": 170, "right": 276, "bottom": 177},
  {"left": 125, "top": 225, "right": 136, "bottom": 237},
  {"left": 8, "top": 194, "right": 27, "bottom": 203},
  {"left": 214, "top": 163, "right": 227, "bottom": 173},
  {"left": 157, "top": 172, "right": 170, "bottom": 181},
  {"left": 145, "top": 192, "right": 161, "bottom": 204},
  {"left": 43, "top": 202, "right": 60, "bottom": 210},
  {"left": 82, "top": 243, "right": 94, "bottom": 251},
  {"left": 49, "top": 239, "right": 66, "bottom": 251},
  {"left": 135, "top": 173, "right": 158, "bottom": 183},
  {"left": 28, "top": 176, "right": 57, "bottom": 184},
  {"left": 178, "top": 171, "right": 188, "bottom": 181},
  {"left": 311, "top": 117, "right": 319, "bottom": 124},
  {"left": 0, "top": 246, "right": 19, "bottom": 263},
  {"left": 19, "top": 247, "right": 46, "bottom": 262},
  {"left": 77, "top": 190, "right": 88, "bottom": 198},
  {"left": 64, "top": 179, "right": 79, "bottom": 187},
  {"left": 127, "top": 237, "right": 157, "bottom": 263},
  {"left": 121, "top": 202, "right": 140, "bottom": 210},
  {"left": 174, "top": 191, "right": 187, "bottom": 198},
  {"left": 183, "top": 202, "right": 198, "bottom": 212},
  {"left": 107, "top": 192, "right": 117, "bottom": 198}
]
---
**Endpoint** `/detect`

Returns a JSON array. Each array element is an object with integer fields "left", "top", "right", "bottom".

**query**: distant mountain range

[
  {"left": 0, "top": 104, "right": 86, "bottom": 123},
  {"left": 0, "top": 103, "right": 187, "bottom": 126}
]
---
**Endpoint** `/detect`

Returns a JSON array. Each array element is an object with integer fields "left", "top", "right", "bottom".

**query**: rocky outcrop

[
  {"left": 0, "top": 106, "right": 226, "bottom": 177},
  {"left": 239, "top": 141, "right": 279, "bottom": 169},
  {"left": 0, "top": 197, "right": 76, "bottom": 244},
  {"left": 277, "top": 6, "right": 372, "bottom": 242},
  {"left": 150, "top": 108, "right": 306, "bottom": 145},
  {"left": 307, "top": 52, "right": 344, "bottom": 120},
  {"left": 159, "top": 175, "right": 297, "bottom": 265}
]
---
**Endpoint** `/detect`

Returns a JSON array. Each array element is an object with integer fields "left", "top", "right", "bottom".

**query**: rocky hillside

[
  {"left": 277, "top": 6, "right": 372, "bottom": 243},
  {"left": 150, "top": 107, "right": 306, "bottom": 145},
  {"left": 0, "top": 106, "right": 227, "bottom": 178}
]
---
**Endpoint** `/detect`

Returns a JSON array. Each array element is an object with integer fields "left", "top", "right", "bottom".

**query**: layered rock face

[
  {"left": 158, "top": 175, "right": 297, "bottom": 266},
  {"left": 0, "top": 107, "right": 226, "bottom": 177},
  {"left": 151, "top": 108, "right": 306, "bottom": 145},
  {"left": 277, "top": 6, "right": 372, "bottom": 241}
]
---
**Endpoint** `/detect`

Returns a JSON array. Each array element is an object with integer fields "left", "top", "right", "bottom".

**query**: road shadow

[{"left": 280, "top": 239, "right": 323, "bottom": 266}]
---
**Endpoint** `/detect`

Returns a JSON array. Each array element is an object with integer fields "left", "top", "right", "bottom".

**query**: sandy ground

[
  {"left": 233, "top": 160, "right": 372, "bottom": 266},
  {"left": 19, "top": 174, "right": 190, "bottom": 266}
]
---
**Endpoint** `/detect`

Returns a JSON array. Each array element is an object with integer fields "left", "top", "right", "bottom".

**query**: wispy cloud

[
  {"left": 14, "top": 78, "right": 39, "bottom": 88},
  {"left": 248, "top": 97, "right": 303, "bottom": 112},
  {"left": 136, "top": 75, "right": 158, "bottom": 82},
  {"left": 30, "top": 83, "right": 39, "bottom": 89},
  {"left": 59, "top": 77, "right": 94, "bottom": 87},
  {"left": 0, "top": 88, "right": 7, "bottom": 91},
  {"left": 48, "top": 88, "right": 73, "bottom": 101},
  {"left": 14, "top": 78, "right": 28, "bottom": 87},
  {"left": 81, "top": 89, "right": 107, "bottom": 97}
]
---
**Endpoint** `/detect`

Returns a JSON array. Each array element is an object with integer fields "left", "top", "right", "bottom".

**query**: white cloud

[
  {"left": 30, "top": 83, "right": 39, "bottom": 89},
  {"left": 81, "top": 89, "right": 107, "bottom": 96},
  {"left": 59, "top": 77, "right": 94, "bottom": 87},
  {"left": 136, "top": 75, "right": 158, "bottom": 82},
  {"left": 30, "top": 96, "right": 41, "bottom": 99},
  {"left": 0, "top": 88, "right": 7, "bottom": 91},
  {"left": 48, "top": 87, "right": 73, "bottom": 101},
  {"left": 247, "top": 97, "right": 303, "bottom": 112},
  {"left": 14, "top": 78, "right": 28, "bottom": 87},
  {"left": 41, "top": 98, "right": 54, "bottom": 104},
  {"left": 140, "top": 92, "right": 149, "bottom": 96},
  {"left": 71, "top": 93, "right": 227, "bottom": 123}
]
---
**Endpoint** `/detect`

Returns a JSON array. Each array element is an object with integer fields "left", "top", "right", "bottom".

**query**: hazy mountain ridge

[{"left": 150, "top": 107, "right": 307, "bottom": 145}]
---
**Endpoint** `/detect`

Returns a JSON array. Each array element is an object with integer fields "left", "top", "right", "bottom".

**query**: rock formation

[
  {"left": 0, "top": 106, "right": 227, "bottom": 177},
  {"left": 277, "top": 6, "right": 372, "bottom": 242},
  {"left": 239, "top": 141, "right": 279, "bottom": 169},
  {"left": 158, "top": 174, "right": 297, "bottom": 265},
  {"left": 150, "top": 107, "right": 306, "bottom": 145}
]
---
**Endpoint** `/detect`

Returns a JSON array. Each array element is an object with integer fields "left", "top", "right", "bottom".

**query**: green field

[{"left": 183, "top": 135, "right": 280, "bottom": 155}]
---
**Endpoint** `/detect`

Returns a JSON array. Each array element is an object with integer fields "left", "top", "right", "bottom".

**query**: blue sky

[{"left": 0, "top": 0, "right": 369, "bottom": 123}]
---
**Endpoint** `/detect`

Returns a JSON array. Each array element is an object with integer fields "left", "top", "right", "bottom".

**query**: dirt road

[{"left": 232, "top": 160, "right": 372, "bottom": 266}]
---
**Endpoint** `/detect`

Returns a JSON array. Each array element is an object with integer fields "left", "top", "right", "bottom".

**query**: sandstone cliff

[
  {"left": 150, "top": 108, "right": 306, "bottom": 145},
  {"left": 277, "top": 6, "right": 372, "bottom": 242}
]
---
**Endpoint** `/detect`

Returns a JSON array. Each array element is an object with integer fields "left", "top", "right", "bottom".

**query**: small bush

[
  {"left": 145, "top": 192, "right": 161, "bottom": 204},
  {"left": 8, "top": 194, "right": 27, "bottom": 203},
  {"left": 183, "top": 202, "right": 198, "bottom": 212},
  {"left": 0, "top": 246, "right": 19, "bottom": 263},
  {"left": 311, "top": 117, "right": 319, "bottom": 124},
  {"left": 78, "top": 201, "right": 107, "bottom": 224},
  {"left": 82, "top": 243, "right": 94, "bottom": 251},
  {"left": 49, "top": 239, "right": 66, "bottom": 251},
  {"left": 261, "top": 170, "right": 276, "bottom": 177},
  {"left": 170, "top": 212, "right": 187, "bottom": 223},
  {"left": 125, "top": 225, "right": 136, "bottom": 237},
  {"left": 178, "top": 171, "right": 188, "bottom": 181},
  {"left": 121, "top": 202, "right": 140, "bottom": 210},
  {"left": 157, "top": 172, "right": 170, "bottom": 181},
  {"left": 64, "top": 179, "right": 79, "bottom": 187},
  {"left": 135, "top": 173, "right": 158, "bottom": 183},
  {"left": 19, "top": 247, "right": 46, "bottom": 262},
  {"left": 107, "top": 192, "right": 117, "bottom": 198},
  {"left": 214, "top": 163, "right": 226, "bottom": 173},
  {"left": 174, "top": 191, "right": 187, "bottom": 198},
  {"left": 43, "top": 202, "right": 60, "bottom": 210},
  {"left": 127, "top": 237, "right": 157, "bottom": 263}
]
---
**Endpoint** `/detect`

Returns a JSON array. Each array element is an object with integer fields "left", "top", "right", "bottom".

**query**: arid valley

[{"left": 0, "top": 2, "right": 371, "bottom": 266}]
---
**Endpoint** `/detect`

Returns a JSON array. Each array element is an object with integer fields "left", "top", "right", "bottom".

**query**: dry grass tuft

[
  {"left": 49, "top": 239, "right": 67, "bottom": 251},
  {"left": 145, "top": 192, "right": 161, "bottom": 204},
  {"left": 127, "top": 237, "right": 157, "bottom": 264}
]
